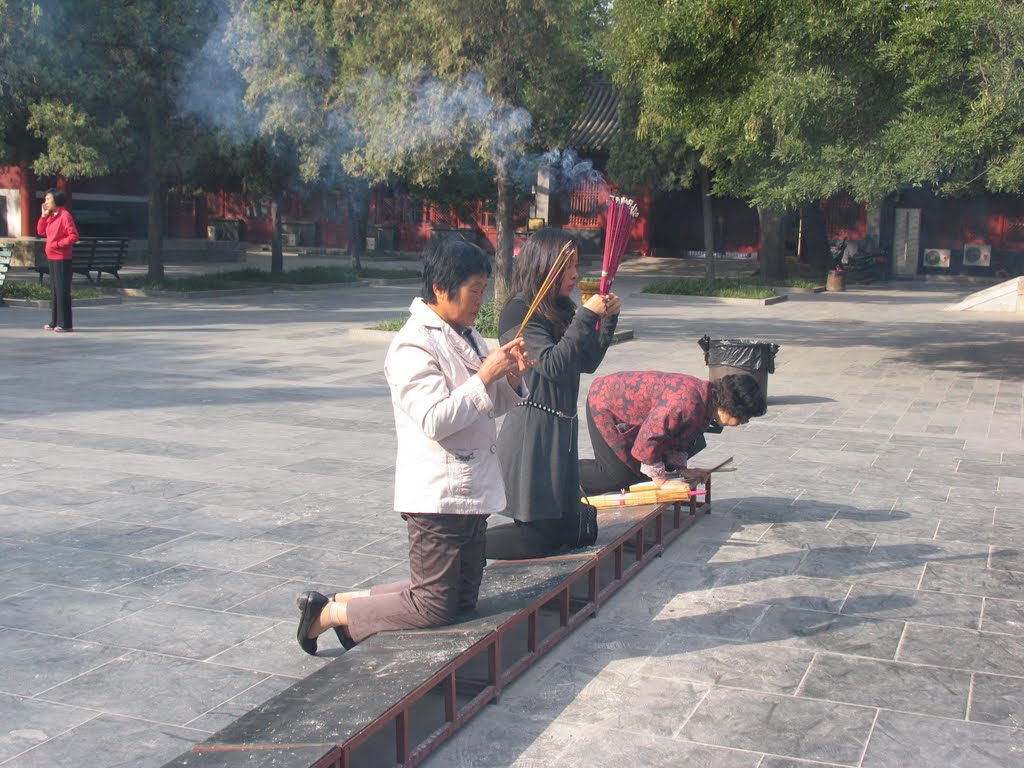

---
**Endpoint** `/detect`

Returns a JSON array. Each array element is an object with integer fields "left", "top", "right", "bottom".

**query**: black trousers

[
  {"left": 48, "top": 259, "right": 73, "bottom": 329},
  {"left": 579, "top": 398, "right": 644, "bottom": 495},
  {"left": 485, "top": 517, "right": 565, "bottom": 560}
]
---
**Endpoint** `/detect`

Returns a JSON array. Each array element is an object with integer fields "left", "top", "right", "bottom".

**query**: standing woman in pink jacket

[{"left": 37, "top": 188, "right": 79, "bottom": 332}]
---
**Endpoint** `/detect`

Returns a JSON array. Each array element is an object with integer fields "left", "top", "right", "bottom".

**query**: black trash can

[{"left": 698, "top": 335, "right": 779, "bottom": 399}]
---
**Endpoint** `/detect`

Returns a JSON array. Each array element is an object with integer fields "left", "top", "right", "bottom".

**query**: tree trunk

[
  {"left": 347, "top": 178, "right": 370, "bottom": 272},
  {"left": 146, "top": 178, "right": 166, "bottom": 282},
  {"left": 145, "top": 101, "right": 165, "bottom": 282},
  {"left": 493, "top": 162, "right": 515, "bottom": 309},
  {"left": 799, "top": 203, "right": 830, "bottom": 271},
  {"left": 18, "top": 162, "right": 33, "bottom": 238},
  {"left": 757, "top": 206, "right": 787, "bottom": 281},
  {"left": 270, "top": 195, "right": 283, "bottom": 276},
  {"left": 700, "top": 165, "right": 715, "bottom": 281}
]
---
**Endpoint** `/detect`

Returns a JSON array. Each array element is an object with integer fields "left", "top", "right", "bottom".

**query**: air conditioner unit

[
  {"left": 922, "top": 248, "right": 952, "bottom": 268},
  {"left": 963, "top": 243, "right": 992, "bottom": 267}
]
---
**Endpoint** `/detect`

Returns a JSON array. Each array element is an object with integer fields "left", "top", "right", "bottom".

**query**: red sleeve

[
  {"left": 53, "top": 210, "right": 79, "bottom": 248},
  {"left": 36, "top": 216, "right": 48, "bottom": 237}
]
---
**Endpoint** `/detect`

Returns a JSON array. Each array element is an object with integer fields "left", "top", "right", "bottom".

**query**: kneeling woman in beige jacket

[{"left": 296, "top": 238, "right": 532, "bottom": 654}]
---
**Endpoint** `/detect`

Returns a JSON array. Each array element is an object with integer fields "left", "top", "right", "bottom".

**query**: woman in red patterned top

[
  {"left": 36, "top": 188, "right": 79, "bottom": 332},
  {"left": 580, "top": 372, "right": 766, "bottom": 494}
]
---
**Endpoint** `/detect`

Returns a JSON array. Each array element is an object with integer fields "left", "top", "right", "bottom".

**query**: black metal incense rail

[{"left": 164, "top": 487, "right": 710, "bottom": 768}]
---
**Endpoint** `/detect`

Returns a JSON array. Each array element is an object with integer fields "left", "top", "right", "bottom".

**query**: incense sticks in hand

[
  {"left": 600, "top": 195, "right": 640, "bottom": 295},
  {"left": 515, "top": 241, "right": 575, "bottom": 338}
]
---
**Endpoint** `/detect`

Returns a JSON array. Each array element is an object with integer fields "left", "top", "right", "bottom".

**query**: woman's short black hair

[
  {"left": 46, "top": 188, "right": 66, "bottom": 207},
  {"left": 422, "top": 236, "right": 492, "bottom": 303},
  {"left": 712, "top": 374, "right": 767, "bottom": 420}
]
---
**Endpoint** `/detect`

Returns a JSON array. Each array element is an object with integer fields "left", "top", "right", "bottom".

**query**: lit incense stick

[{"left": 515, "top": 241, "right": 575, "bottom": 337}]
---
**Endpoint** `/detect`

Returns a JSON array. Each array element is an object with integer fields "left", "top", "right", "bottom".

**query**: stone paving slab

[{"left": 1, "top": 254, "right": 1022, "bottom": 766}]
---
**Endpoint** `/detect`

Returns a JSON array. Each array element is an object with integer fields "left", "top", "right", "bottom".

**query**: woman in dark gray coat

[{"left": 487, "top": 228, "right": 621, "bottom": 559}]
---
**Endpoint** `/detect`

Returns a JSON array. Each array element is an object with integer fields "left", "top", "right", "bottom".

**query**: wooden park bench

[
  {"left": 35, "top": 238, "right": 129, "bottom": 284},
  {"left": 162, "top": 482, "right": 714, "bottom": 768}
]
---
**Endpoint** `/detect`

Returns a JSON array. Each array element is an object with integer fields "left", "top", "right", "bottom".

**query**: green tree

[
  {"left": 22, "top": 0, "right": 222, "bottom": 280},
  {"left": 343, "top": 65, "right": 534, "bottom": 283},
  {"left": 0, "top": 1, "right": 44, "bottom": 162},
  {"left": 216, "top": 132, "right": 305, "bottom": 277},
  {"left": 342, "top": 0, "right": 603, "bottom": 304},
  {"left": 877, "top": 0, "right": 1024, "bottom": 197},
  {"left": 225, "top": 0, "right": 374, "bottom": 272},
  {"left": 609, "top": 0, "right": 903, "bottom": 278},
  {"left": 607, "top": 88, "right": 724, "bottom": 278}
]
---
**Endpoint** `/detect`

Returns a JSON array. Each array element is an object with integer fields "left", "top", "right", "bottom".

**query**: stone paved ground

[{"left": 0, "top": 255, "right": 1022, "bottom": 767}]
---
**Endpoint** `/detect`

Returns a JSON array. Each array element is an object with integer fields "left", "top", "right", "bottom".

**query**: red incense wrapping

[{"left": 599, "top": 195, "right": 640, "bottom": 294}]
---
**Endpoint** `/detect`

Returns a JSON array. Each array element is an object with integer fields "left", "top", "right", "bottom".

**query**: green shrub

[
  {"left": 764, "top": 276, "right": 823, "bottom": 289},
  {"left": 116, "top": 265, "right": 421, "bottom": 292},
  {"left": 473, "top": 299, "right": 499, "bottom": 338},
  {"left": 118, "top": 266, "right": 363, "bottom": 291},
  {"left": 373, "top": 317, "right": 408, "bottom": 332},
  {"left": 1, "top": 283, "right": 106, "bottom": 300},
  {"left": 372, "top": 299, "right": 499, "bottom": 338}
]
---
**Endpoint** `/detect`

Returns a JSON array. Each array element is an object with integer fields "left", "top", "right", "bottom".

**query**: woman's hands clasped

[
  {"left": 477, "top": 336, "right": 534, "bottom": 389},
  {"left": 583, "top": 291, "right": 621, "bottom": 319}
]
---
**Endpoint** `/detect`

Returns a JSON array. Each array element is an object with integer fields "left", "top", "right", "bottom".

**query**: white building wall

[{"left": 0, "top": 189, "right": 22, "bottom": 237}]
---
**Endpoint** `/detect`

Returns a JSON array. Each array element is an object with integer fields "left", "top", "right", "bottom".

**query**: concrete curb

[
  {"left": 363, "top": 278, "right": 422, "bottom": 287},
  {"left": 1, "top": 296, "right": 124, "bottom": 308},
  {"left": 126, "top": 287, "right": 276, "bottom": 299},
  {"left": 776, "top": 285, "right": 826, "bottom": 294},
  {"left": 348, "top": 326, "right": 636, "bottom": 347},
  {"left": 4, "top": 280, "right": 394, "bottom": 304},
  {"left": 634, "top": 292, "right": 789, "bottom": 306},
  {"left": 271, "top": 281, "right": 370, "bottom": 292},
  {"left": 115, "top": 282, "right": 367, "bottom": 298}
]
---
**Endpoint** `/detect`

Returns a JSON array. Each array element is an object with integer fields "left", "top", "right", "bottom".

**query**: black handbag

[{"left": 568, "top": 498, "right": 599, "bottom": 549}]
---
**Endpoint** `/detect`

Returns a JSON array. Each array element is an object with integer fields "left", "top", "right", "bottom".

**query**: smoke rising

[
  {"left": 177, "top": 4, "right": 604, "bottom": 207},
  {"left": 183, "top": 14, "right": 258, "bottom": 141},
  {"left": 344, "top": 67, "right": 532, "bottom": 184}
]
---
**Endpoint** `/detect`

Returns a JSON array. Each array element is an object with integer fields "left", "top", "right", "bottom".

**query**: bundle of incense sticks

[
  {"left": 516, "top": 241, "right": 576, "bottom": 338},
  {"left": 626, "top": 480, "right": 691, "bottom": 492},
  {"left": 585, "top": 486, "right": 704, "bottom": 509},
  {"left": 599, "top": 195, "right": 640, "bottom": 295}
]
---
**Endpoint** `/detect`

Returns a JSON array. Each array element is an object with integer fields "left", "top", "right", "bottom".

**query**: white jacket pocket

[{"left": 446, "top": 448, "right": 478, "bottom": 499}]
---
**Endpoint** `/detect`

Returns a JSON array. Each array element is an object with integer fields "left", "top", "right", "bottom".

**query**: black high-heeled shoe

[
  {"left": 335, "top": 624, "right": 356, "bottom": 651},
  {"left": 295, "top": 591, "right": 356, "bottom": 651},
  {"left": 296, "top": 590, "right": 328, "bottom": 656}
]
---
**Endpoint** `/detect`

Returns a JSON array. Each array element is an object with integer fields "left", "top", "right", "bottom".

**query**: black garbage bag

[{"left": 698, "top": 335, "right": 780, "bottom": 374}]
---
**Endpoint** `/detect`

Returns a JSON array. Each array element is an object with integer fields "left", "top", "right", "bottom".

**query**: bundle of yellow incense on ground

[{"left": 585, "top": 482, "right": 691, "bottom": 509}]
